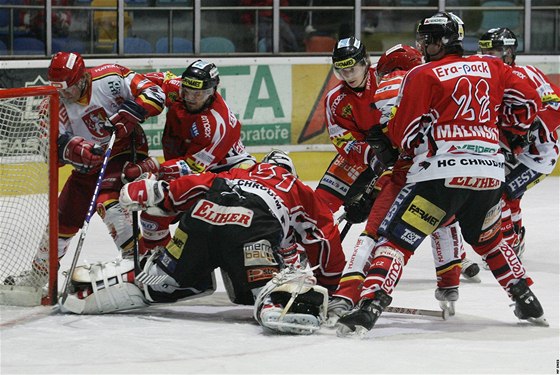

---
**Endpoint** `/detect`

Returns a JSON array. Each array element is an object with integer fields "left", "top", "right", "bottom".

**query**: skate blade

[
  {"left": 461, "top": 274, "right": 481, "bottom": 283},
  {"left": 438, "top": 301, "right": 456, "bottom": 316},
  {"left": 519, "top": 316, "right": 549, "bottom": 327},
  {"left": 335, "top": 323, "right": 368, "bottom": 338}
]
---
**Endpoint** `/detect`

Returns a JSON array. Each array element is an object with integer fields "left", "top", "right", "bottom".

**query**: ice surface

[{"left": 1, "top": 178, "right": 558, "bottom": 374}]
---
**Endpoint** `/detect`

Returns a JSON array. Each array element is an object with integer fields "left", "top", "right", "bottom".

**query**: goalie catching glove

[
  {"left": 58, "top": 134, "right": 104, "bottom": 173},
  {"left": 254, "top": 266, "right": 328, "bottom": 335},
  {"left": 106, "top": 99, "right": 148, "bottom": 139},
  {"left": 119, "top": 174, "right": 173, "bottom": 216}
]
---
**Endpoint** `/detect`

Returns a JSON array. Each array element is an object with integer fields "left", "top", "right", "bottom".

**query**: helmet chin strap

[{"left": 423, "top": 44, "right": 444, "bottom": 62}]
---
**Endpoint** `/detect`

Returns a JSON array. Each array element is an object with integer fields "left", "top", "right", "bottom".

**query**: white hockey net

[{"left": 0, "top": 87, "right": 59, "bottom": 306}]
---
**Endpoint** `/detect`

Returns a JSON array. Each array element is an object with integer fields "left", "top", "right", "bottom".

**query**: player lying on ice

[{"left": 59, "top": 151, "right": 348, "bottom": 335}]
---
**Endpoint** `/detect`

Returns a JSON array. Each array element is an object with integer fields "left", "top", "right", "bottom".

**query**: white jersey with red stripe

[
  {"left": 509, "top": 64, "right": 560, "bottom": 174},
  {"left": 58, "top": 64, "right": 165, "bottom": 155}
]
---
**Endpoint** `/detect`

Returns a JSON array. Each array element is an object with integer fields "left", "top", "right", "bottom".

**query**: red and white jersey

[
  {"left": 374, "top": 70, "right": 406, "bottom": 127},
  {"left": 164, "top": 163, "right": 345, "bottom": 283},
  {"left": 58, "top": 64, "right": 165, "bottom": 157},
  {"left": 146, "top": 71, "right": 254, "bottom": 173},
  {"left": 509, "top": 64, "right": 560, "bottom": 173},
  {"left": 390, "top": 54, "right": 541, "bottom": 183},
  {"left": 324, "top": 66, "right": 382, "bottom": 167}
]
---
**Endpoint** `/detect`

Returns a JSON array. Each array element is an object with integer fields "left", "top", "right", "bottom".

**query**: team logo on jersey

[
  {"left": 247, "top": 267, "right": 277, "bottom": 282},
  {"left": 82, "top": 108, "right": 110, "bottom": 138},
  {"left": 191, "top": 199, "right": 254, "bottom": 227},
  {"left": 445, "top": 177, "right": 501, "bottom": 190},
  {"left": 167, "top": 227, "right": 188, "bottom": 260},
  {"left": 243, "top": 240, "right": 278, "bottom": 266},
  {"left": 190, "top": 123, "right": 199, "bottom": 137},
  {"left": 341, "top": 104, "right": 353, "bottom": 118},
  {"left": 433, "top": 61, "right": 490, "bottom": 81},
  {"left": 402, "top": 195, "right": 445, "bottom": 235}
]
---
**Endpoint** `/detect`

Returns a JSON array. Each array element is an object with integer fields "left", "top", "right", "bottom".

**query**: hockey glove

[
  {"left": 343, "top": 190, "right": 377, "bottom": 224},
  {"left": 107, "top": 99, "right": 148, "bottom": 139},
  {"left": 121, "top": 156, "right": 160, "bottom": 183},
  {"left": 119, "top": 175, "right": 169, "bottom": 214},
  {"left": 366, "top": 126, "right": 399, "bottom": 168},
  {"left": 159, "top": 158, "right": 192, "bottom": 182},
  {"left": 58, "top": 135, "right": 104, "bottom": 174}
]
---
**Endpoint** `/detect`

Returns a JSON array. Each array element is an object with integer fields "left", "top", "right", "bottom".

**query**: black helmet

[
  {"left": 181, "top": 60, "right": 220, "bottom": 90},
  {"left": 332, "top": 37, "right": 367, "bottom": 69},
  {"left": 417, "top": 12, "right": 464, "bottom": 49},
  {"left": 479, "top": 27, "right": 518, "bottom": 63}
]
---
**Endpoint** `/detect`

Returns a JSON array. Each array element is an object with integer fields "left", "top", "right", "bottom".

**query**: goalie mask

[
  {"left": 331, "top": 37, "right": 370, "bottom": 89},
  {"left": 479, "top": 27, "right": 518, "bottom": 65},
  {"left": 180, "top": 60, "right": 220, "bottom": 113},
  {"left": 48, "top": 52, "right": 88, "bottom": 103},
  {"left": 376, "top": 44, "right": 423, "bottom": 84},
  {"left": 262, "top": 150, "right": 298, "bottom": 178},
  {"left": 417, "top": 12, "right": 465, "bottom": 61}
]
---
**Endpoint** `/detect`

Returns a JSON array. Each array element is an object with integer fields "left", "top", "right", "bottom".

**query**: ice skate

[
  {"left": 435, "top": 287, "right": 458, "bottom": 316},
  {"left": 509, "top": 279, "right": 548, "bottom": 327},
  {"left": 325, "top": 297, "right": 353, "bottom": 327},
  {"left": 461, "top": 257, "right": 481, "bottom": 283},
  {"left": 3, "top": 260, "right": 49, "bottom": 289},
  {"left": 336, "top": 291, "right": 392, "bottom": 337}
]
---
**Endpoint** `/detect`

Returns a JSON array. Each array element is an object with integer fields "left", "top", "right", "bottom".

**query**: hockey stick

[
  {"left": 59, "top": 132, "right": 117, "bottom": 306},
  {"left": 386, "top": 306, "right": 449, "bottom": 320},
  {"left": 338, "top": 173, "right": 380, "bottom": 241},
  {"left": 130, "top": 130, "right": 141, "bottom": 275}
]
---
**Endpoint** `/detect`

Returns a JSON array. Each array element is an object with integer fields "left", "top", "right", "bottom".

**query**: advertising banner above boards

[
  {"left": 1, "top": 55, "right": 558, "bottom": 155},
  {"left": 1, "top": 56, "right": 559, "bottom": 182}
]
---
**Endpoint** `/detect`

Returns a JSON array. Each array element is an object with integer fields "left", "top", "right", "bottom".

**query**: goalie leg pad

[
  {"left": 254, "top": 266, "right": 329, "bottom": 335},
  {"left": 60, "top": 259, "right": 148, "bottom": 314},
  {"left": 97, "top": 201, "right": 135, "bottom": 258}
]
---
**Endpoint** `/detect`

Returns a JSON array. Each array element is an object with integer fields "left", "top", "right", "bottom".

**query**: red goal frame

[{"left": 0, "top": 86, "right": 60, "bottom": 305}]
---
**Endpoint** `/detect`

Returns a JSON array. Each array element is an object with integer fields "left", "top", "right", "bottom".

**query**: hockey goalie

[{"left": 60, "top": 151, "right": 346, "bottom": 335}]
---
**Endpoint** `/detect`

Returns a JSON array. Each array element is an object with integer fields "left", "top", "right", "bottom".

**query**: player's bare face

[
  {"left": 180, "top": 86, "right": 213, "bottom": 112},
  {"left": 337, "top": 63, "right": 368, "bottom": 88},
  {"left": 57, "top": 78, "right": 84, "bottom": 103},
  {"left": 481, "top": 48, "right": 514, "bottom": 66}
]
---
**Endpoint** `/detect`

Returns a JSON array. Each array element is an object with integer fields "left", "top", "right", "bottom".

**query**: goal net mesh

[{"left": 0, "top": 89, "right": 58, "bottom": 306}]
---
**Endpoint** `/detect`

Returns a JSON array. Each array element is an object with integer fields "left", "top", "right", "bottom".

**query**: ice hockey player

[
  {"left": 60, "top": 151, "right": 347, "bottom": 335},
  {"left": 120, "top": 60, "right": 256, "bottom": 256},
  {"left": 478, "top": 27, "right": 560, "bottom": 258},
  {"left": 315, "top": 37, "right": 383, "bottom": 215},
  {"left": 336, "top": 12, "right": 548, "bottom": 336},
  {"left": 4, "top": 52, "right": 165, "bottom": 288},
  {"left": 327, "top": 43, "right": 479, "bottom": 324}
]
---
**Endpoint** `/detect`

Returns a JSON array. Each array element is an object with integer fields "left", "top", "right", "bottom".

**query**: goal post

[{"left": 0, "top": 86, "right": 60, "bottom": 306}]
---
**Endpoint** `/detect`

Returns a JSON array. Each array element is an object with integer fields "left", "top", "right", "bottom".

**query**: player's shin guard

[
  {"left": 431, "top": 222, "right": 463, "bottom": 289},
  {"left": 479, "top": 241, "right": 529, "bottom": 293},
  {"left": 332, "top": 235, "right": 376, "bottom": 306},
  {"left": 97, "top": 200, "right": 138, "bottom": 258},
  {"left": 359, "top": 245, "right": 406, "bottom": 301}
]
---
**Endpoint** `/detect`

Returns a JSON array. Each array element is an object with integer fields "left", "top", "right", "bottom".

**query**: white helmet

[{"left": 262, "top": 150, "right": 298, "bottom": 178}]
